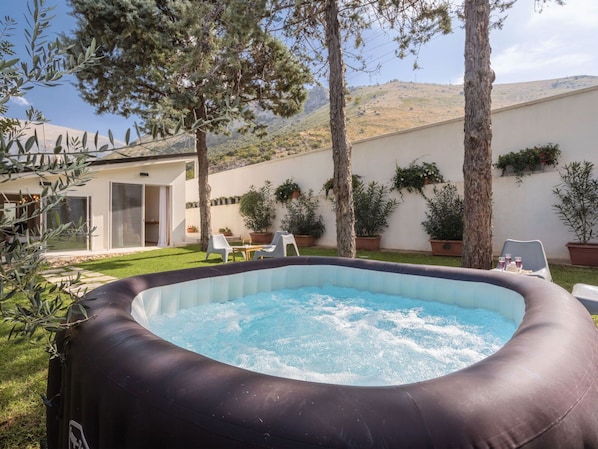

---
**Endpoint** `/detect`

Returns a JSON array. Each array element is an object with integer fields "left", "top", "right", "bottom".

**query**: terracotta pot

[
  {"left": 355, "top": 236, "right": 381, "bottom": 251},
  {"left": 249, "top": 232, "right": 273, "bottom": 244},
  {"left": 566, "top": 242, "right": 598, "bottom": 267},
  {"left": 430, "top": 239, "right": 463, "bottom": 257},
  {"left": 294, "top": 235, "right": 317, "bottom": 247}
]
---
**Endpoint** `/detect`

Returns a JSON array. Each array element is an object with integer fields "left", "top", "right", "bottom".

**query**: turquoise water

[{"left": 148, "top": 284, "right": 517, "bottom": 386}]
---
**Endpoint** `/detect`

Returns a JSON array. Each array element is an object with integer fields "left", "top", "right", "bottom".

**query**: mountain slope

[{"left": 115, "top": 75, "right": 598, "bottom": 172}]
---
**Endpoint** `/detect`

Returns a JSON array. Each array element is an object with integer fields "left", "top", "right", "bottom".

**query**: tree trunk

[
  {"left": 462, "top": 0, "right": 494, "bottom": 270},
  {"left": 195, "top": 123, "right": 211, "bottom": 252},
  {"left": 325, "top": 0, "right": 355, "bottom": 258}
]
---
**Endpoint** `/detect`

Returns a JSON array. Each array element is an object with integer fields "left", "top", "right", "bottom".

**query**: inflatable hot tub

[{"left": 46, "top": 257, "right": 598, "bottom": 448}]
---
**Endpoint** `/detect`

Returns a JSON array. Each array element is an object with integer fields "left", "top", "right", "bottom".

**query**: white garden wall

[{"left": 187, "top": 86, "right": 598, "bottom": 261}]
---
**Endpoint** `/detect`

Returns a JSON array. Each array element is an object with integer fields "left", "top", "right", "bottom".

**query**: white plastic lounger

[
  {"left": 572, "top": 284, "right": 598, "bottom": 315},
  {"left": 205, "top": 234, "right": 233, "bottom": 263},
  {"left": 254, "top": 234, "right": 299, "bottom": 259},
  {"left": 498, "top": 239, "right": 552, "bottom": 281}
]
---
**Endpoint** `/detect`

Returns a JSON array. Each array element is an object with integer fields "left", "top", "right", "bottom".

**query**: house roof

[
  {"left": 100, "top": 132, "right": 196, "bottom": 161},
  {"left": 90, "top": 151, "right": 196, "bottom": 167},
  {"left": 2, "top": 120, "right": 197, "bottom": 174}
]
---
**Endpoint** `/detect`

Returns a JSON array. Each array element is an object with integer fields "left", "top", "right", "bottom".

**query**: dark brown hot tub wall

[{"left": 47, "top": 257, "right": 598, "bottom": 449}]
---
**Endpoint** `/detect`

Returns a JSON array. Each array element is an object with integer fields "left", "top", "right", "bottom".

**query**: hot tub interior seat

[{"left": 131, "top": 264, "right": 526, "bottom": 329}]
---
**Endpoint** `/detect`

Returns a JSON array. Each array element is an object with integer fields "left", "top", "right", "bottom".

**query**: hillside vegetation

[{"left": 119, "top": 76, "right": 598, "bottom": 172}]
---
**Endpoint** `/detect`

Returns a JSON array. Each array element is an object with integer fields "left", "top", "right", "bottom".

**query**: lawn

[
  {"left": 74, "top": 244, "right": 598, "bottom": 293},
  {"left": 0, "top": 324, "right": 48, "bottom": 449},
  {"left": 2, "top": 246, "right": 598, "bottom": 449}
]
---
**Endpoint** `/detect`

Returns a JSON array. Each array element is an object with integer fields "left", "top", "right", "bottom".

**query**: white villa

[{"left": 2, "top": 150, "right": 194, "bottom": 253}]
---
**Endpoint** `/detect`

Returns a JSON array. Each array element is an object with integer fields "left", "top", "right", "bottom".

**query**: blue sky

[{"left": 5, "top": 0, "right": 598, "bottom": 141}]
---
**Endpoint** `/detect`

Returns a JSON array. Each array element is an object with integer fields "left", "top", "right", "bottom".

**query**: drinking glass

[
  {"left": 505, "top": 253, "right": 512, "bottom": 265},
  {"left": 515, "top": 256, "right": 522, "bottom": 271},
  {"left": 498, "top": 257, "right": 506, "bottom": 271}
]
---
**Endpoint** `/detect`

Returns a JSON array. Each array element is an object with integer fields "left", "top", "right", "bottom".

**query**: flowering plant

[
  {"left": 495, "top": 143, "right": 561, "bottom": 181},
  {"left": 392, "top": 160, "right": 444, "bottom": 195},
  {"left": 275, "top": 179, "right": 301, "bottom": 203}
]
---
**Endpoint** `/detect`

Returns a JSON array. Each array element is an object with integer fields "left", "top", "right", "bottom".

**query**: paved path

[
  {"left": 41, "top": 247, "right": 161, "bottom": 297},
  {"left": 41, "top": 266, "right": 118, "bottom": 298}
]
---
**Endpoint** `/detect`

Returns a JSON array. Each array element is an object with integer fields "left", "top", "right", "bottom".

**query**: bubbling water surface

[{"left": 149, "top": 284, "right": 517, "bottom": 386}]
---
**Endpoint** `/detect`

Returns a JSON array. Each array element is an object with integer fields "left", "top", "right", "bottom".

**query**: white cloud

[
  {"left": 527, "top": 0, "right": 598, "bottom": 29},
  {"left": 11, "top": 96, "right": 30, "bottom": 107},
  {"left": 387, "top": 0, "right": 598, "bottom": 86},
  {"left": 493, "top": 40, "right": 593, "bottom": 81},
  {"left": 490, "top": 0, "right": 598, "bottom": 83}
]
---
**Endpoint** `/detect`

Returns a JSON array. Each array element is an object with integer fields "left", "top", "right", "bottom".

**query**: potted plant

[
  {"left": 218, "top": 227, "right": 233, "bottom": 236},
  {"left": 275, "top": 179, "right": 302, "bottom": 203},
  {"left": 281, "top": 190, "right": 325, "bottom": 247},
  {"left": 552, "top": 161, "right": 598, "bottom": 266},
  {"left": 392, "top": 160, "right": 444, "bottom": 196},
  {"left": 353, "top": 180, "right": 399, "bottom": 250},
  {"left": 421, "top": 184, "right": 464, "bottom": 256},
  {"left": 322, "top": 174, "right": 361, "bottom": 199},
  {"left": 239, "top": 181, "right": 276, "bottom": 243},
  {"left": 186, "top": 224, "right": 198, "bottom": 233}
]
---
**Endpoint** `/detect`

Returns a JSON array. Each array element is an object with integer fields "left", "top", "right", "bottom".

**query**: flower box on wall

[{"left": 430, "top": 239, "right": 462, "bottom": 257}]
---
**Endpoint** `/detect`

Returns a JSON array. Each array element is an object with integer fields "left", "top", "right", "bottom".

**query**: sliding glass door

[
  {"left": 46, "top": 196, "right": 90, "bottom": 251},
  {"left": 111, "top": 183, "right": 143, "bottom": 248}
]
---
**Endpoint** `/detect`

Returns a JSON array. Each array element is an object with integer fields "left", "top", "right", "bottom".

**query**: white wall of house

[
  {"left": 5, "top": 157, "right": 190, "bottom": 251},
  {"left": 82, "top": 159, "right": 189, "bottom": 250},
  {"left": 188, "top": 86, "right": 598, "bottom": 261}
]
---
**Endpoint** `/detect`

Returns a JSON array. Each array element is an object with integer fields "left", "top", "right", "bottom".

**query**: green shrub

[
  {"left": 353, "top": 181, "right": 399, "bottom": 237},
  {"left": 239, "top": 181, "right": 276, "bottom": 232},
  {"left": 421, "top": 184, "right": 464, "bottom": 241},
  {"left": 281, "top": 190, "right": 325, "bottom": 238},
  {"left": 553, "top": 161, "right": 598, "bottom": 244}
]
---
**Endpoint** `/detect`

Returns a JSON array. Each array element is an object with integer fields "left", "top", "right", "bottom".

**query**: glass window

[
  {"left": 46, "top": 196, "right": 89, "bottom": 251},
  {"left": 185, "top": 161, "right": 196, "bottom": 180}
]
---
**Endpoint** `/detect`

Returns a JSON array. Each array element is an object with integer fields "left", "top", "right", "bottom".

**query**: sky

[{"left": 4, "top": 0, "right": 598, "bottom": 141}]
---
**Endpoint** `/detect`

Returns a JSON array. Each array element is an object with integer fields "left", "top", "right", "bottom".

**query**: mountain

[
  {"left": 112, "top": 75, "right": 598, "bottom": 172},
  {"left": 12, "top": 121, "right": 121, "bottom": 156}
]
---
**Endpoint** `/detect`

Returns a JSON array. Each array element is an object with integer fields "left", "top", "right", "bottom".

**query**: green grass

[
  {"left": 0, "top": 323, "right": 48, "bottom": 449},
  {"left": 75, "top": 244, "right": 210, "bottom": 278},
  {"left": 2, "top": 246, "right": 598, "bottom": 448},
  {"left": 73, "top": 245, "right": 467, "bottom": 279},
  {"left": 75, "top": 245, "right": 598, "bottom": 293}
]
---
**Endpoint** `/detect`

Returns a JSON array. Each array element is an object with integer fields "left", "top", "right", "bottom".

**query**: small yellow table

[{"left": 232, "top": 245, "right": 264, "bottom": 261}]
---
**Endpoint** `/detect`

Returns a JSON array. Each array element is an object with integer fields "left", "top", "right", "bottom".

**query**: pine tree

[{"left": 68, "top": 0, "right": 312, "bottom": 250}]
